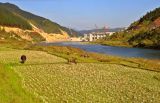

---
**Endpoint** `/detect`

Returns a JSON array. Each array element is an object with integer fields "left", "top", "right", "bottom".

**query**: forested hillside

[
  {"left": 100, "top": 7, "right": 160, "bottom": 49},
  {"left": 0, "top": 6, "right": 32, "bottom": 30},
  {"left": 0, "top": 3, "right": 78, "bottom": 36}
]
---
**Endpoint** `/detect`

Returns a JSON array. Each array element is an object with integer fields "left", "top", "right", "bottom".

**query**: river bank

[
  {"left": 1, "top": 40, "right": 160, "bottom": 72},
  {"left": 93, "top": 40, "right": 160, "bottom": 50},
  {"left": 39, "top": 41, "right": 160, "bottom": 60}
]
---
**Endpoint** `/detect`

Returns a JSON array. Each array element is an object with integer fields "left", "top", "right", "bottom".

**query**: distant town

[
  {"left": 70, "top": 27, "right": 126, "bottom": 42},
  {"left": 70, "top": 31, "right": 115, "bottom": 42}
]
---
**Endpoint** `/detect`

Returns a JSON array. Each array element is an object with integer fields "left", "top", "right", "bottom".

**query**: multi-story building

[{"left": 83, "top": 32, "right": 114, "bottom": 41}]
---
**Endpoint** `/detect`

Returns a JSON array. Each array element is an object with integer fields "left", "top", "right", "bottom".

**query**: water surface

[{"left": 39, "top": 42, "right": 160, "bottom": 59}]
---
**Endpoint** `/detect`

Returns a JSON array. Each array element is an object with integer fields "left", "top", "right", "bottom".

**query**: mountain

[
  {"left": 106, "top": 7, "right": 160, "bottom": 49},
  {"left": 0, "top": 2, "right": 78, "bottom": 39},
  {"left": 79, "top": 28, "right": 124, "bottom": 36},
  {"left": 0, "top": 5, "right": 32, "bottom": 30}
]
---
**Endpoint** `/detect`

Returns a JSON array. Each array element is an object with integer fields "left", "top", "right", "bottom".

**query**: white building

[{"left": 83, "top": 32, "right": 114, "bottom": 42}]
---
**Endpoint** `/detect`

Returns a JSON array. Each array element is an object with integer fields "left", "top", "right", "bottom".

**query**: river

[{"left": 39, "top": 42, "right": 160, "bottom": 59}]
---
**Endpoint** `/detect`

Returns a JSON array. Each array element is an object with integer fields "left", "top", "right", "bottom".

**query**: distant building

[{"left": 83, "top": 32, "right": 114, "bottom": 41}]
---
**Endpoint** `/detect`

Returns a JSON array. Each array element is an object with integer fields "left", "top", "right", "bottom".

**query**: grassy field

[
  {"left": 0, "top": 57, "right": 42, "bottom": 102},
  {"left": 28, "top": 45, "right": 160, "bottom": 72},
  {"left": 0, "top": 47, "right": 160, "bottom": 103}
]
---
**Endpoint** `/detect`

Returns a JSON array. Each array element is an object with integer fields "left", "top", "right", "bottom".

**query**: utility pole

[
  {"left": 104, "top": 25, "right": 109, "bottom": 34},
  {"left": 95, "top": 24, "right": 98, "bottom": 33}
]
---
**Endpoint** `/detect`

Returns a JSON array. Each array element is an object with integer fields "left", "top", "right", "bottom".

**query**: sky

[{"left": 0, "top": 0, "right": 160, "bottom": 30}]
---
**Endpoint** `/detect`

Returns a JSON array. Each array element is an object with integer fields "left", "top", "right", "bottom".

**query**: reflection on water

[{"left": 39, "top": 42, "right": 160, "bottom": 59}]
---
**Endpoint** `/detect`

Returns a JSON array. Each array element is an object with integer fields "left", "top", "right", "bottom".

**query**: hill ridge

[
  {"left": 100, "top": 7, "right": 160, "bottom": 49},
  {"left": 0, "top": 2, "right": 78, "bottom": 39}
]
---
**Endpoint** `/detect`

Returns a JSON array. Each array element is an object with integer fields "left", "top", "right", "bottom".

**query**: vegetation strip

[{"left": 0, "top": 63, "right": 42, "bottom": 103}]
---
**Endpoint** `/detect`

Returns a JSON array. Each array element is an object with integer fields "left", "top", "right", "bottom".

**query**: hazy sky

[{"left": 0, "top": 0, "right": 160, "bottom": 30}]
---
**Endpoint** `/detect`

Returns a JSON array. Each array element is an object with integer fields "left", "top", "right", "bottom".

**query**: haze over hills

[
  {"left": 0, "top": 2, "right": 78, "bottom": 42},
  {"left": 79, "top": 27, "right": 125, "bottom": 35}
]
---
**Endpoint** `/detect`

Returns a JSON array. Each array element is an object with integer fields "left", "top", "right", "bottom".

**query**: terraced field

[{"left": 0, "top": 49, "right": 160, "bottom": 103}]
